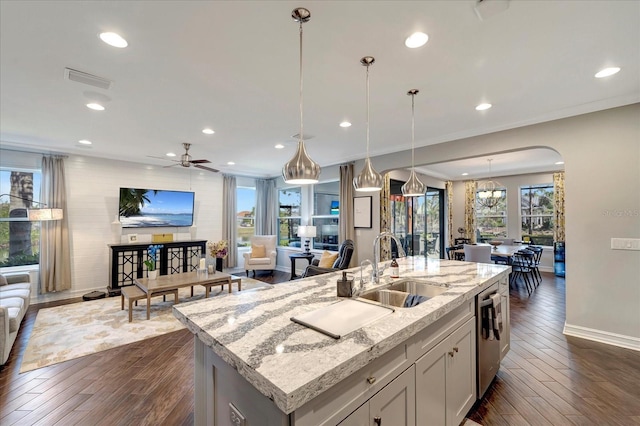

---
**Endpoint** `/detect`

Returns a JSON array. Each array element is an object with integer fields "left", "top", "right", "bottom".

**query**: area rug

[{"left": 20, "top": 276, "right": 269, "bottom": 373}]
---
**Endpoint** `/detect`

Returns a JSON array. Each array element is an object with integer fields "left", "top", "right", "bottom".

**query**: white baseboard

[
  {"left": 31, "top": 285, "right": 111, "bottom": 305},
  {"left": 563, "top": 323, "right": 640, "bottom": 351}
]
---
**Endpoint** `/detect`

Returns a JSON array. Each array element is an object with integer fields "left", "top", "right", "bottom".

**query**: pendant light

[
  {"left": 353, "top": 56, "right": 383, "bottom": 192},
  {"left": 401, "top": 89, "right": 426, "bottom": 197},
  {"left": 282, "top": 7, "right": 321, "bottom": 184},
  {"left": 477, "top": 159, "right": 504, "bottom": 209}
]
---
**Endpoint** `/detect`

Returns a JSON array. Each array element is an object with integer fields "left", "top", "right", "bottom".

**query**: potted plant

[
  {"left": 143, "top": 244, "right": 163, "bottom": 279},
  {"left": 207, "top": 240, "right": 228, "bottom": 272}
]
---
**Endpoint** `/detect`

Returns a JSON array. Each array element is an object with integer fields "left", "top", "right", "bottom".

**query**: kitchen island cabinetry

[
  {"left": 174, "top": 257, "right": 511, "bottom": 426},
  {"left": 415, "top": 317, "right": 476, "bottom": 426},
  {"left": 499, "top": 276, "right": 511, "bottom": 360}
]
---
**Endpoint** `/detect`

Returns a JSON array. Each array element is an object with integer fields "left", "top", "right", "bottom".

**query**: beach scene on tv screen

[{"left": 119, "top": 188, "right": 194, "bottom": 228}]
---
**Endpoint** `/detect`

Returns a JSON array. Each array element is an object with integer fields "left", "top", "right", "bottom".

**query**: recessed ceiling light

[
  {"left": 227, "top": 161, "right": 235, "bottom": 166},
  {"left": 166, "top": 152, "right": 176, "bottom": 157},
  {"left": 99, "top": 32, "right": 128, "bottom": 48},
  {"left": 339, "top": 121, "right": 352, "bottom": 128},
  {"left": 595, "top": 67, "right": 620, "bottom": 78},
  {"left": 202, "top": 128, "right": 215, "bottom": 135},
  {"left": 86, "top": 103, "right": 105, "bottom": 111},
  {"left": 475, "top": 103, "right": 492, "bottom": 111},
  {"left": 555, "top": 161, "right": 565, "bottom": 165},
  {"left": 405, "top": 32, "right": 429, "bottom": 48},
  {"left": 462, "top": 172, "right": 469, "bottom": 176},
  {"left": 275, "top": 144, "right": 285, "bottom": 149},
  {"left": 78, "top": 139, "right": 92, "bottom": 145}
]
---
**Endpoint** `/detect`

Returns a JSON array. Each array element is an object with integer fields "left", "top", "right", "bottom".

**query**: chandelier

[{"left": 477, "top": 159, "right": 504, "bottom": 209}]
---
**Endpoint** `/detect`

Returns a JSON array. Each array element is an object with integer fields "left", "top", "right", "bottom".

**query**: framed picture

[
  {"left": 127, "top": 234, "right": 138, "bottom": 243},
  {"left": 354, "top": 196, "right": 372, "bottom": 228}
]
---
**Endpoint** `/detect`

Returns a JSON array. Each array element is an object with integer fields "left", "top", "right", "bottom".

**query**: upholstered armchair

[
  {"left": 302, "top": 239, "right": 354, "bottom": 278},
  {"left": 243, "top": 235, "right": 277, "bottom": 277}
]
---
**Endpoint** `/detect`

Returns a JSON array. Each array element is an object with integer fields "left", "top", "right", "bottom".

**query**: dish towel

[
  {"left": 404, "top": 294, "right": 429, "bottom": 308},
  {"left": 490, "top": 293, "right": 502, "bottom": 340}
]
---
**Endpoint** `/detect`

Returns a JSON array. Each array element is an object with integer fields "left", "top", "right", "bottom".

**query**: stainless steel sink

[{"left": 358, "top": 279, "right": 448, "bottom": 307}]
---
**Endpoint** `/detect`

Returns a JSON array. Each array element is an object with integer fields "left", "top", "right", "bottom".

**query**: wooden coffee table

[{"left": 134, "top": 271, "right": 234, "bottom": 320}]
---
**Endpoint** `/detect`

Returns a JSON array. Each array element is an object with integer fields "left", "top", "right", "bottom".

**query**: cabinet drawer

[
  {"left": 408, "top": 299, "right": 474, "bottom": 360},
  {"left": 293, "top": 343, "right": 411, "bottom": 426}
]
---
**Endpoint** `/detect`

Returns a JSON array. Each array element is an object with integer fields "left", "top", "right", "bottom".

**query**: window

[
  {"left": 312, "top": 181, "right": 339, "bottom": 251},
  {"left": 476, "top": 188, "right": 507, "bottom": 242},
  {"left": 520, "top": 184, "right": 554, "bottom": 246},
  {"left": 278, "top": 187, "right": 301, "bottom": 247},
  {"left": 236, "top": 186, "right": 256, "bottom": 247},
  {"left": 0, "top": 169, "right": 42, "bottom": 267}
]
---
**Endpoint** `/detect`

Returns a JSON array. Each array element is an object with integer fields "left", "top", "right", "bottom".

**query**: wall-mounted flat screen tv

[
  {"left": 119, "top": 187, "right": 194, "bottom": 228},
  {"left": 330, "top": 201, "right": 339, "bottom": 215}
]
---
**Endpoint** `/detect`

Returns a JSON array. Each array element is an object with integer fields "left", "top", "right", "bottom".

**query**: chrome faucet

[
  {"left": 359, "top": 259, "right": 373, "bottom": 290},
  {"left": 372, "top": 231, "right": 406, "bottom": 283}
]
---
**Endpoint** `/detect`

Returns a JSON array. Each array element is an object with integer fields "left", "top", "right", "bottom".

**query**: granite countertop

[{"left": 173, "top": 256, "right": 510, "bottom": 414}]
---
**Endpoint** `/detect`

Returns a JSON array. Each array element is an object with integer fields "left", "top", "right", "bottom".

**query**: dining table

[{"left": 453, "top": 243, "right": 530, "bottom": 263}]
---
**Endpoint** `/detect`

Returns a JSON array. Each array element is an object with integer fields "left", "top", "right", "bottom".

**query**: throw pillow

[
  {"left": 251, "top": 244, "right": 266, "bottom": 258},
  {"left": 0, "top": 274, "right": 6, "bottom": 286},
  {"left": 318, "top": 251, "right": 339, "bottom": 268}
]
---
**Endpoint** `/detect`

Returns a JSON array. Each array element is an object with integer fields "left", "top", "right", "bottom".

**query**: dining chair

[
  {"left": 446, "top": 245, "right": 464, "bottom": 260},
  {"left": 463, "top": 244, "right": 492, "bottom": 264},
  {"left": 527, "top": 246, "right": 544, "bottom": 286},
  {"left": 511, "top": 250, "right": 536, "bottom": 293}
]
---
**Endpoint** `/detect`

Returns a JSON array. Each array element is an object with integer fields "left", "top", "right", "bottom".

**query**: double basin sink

[{"left": 358, "top": 278, "right": 449, "bottom": 308}]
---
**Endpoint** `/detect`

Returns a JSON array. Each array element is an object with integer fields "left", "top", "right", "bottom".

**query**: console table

[{"left": 108, "top": 240, "right": 206, "bottom": 295}]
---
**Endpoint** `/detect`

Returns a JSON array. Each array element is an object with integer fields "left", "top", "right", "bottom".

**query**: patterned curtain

[
  {"left": 445, "top": 180, "right": 453, "bottom": 247},
  {"left": 379, "top": 173, "right": 391, "bottom": 261},
  {"left": 464, "top": 181, "right": 477, "bottom": 243},
  {"left": 554, "top": 171, "right": 565, "bottom": 242}
]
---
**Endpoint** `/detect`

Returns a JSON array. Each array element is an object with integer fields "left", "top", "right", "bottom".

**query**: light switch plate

[
  {"left": 611, "top": 238, "right": 640, "bottom": 251},
  {"left": 229, "top": 403, "right": 246, "bottom": 426}
]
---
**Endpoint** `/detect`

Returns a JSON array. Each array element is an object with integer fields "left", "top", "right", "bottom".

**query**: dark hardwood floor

[{"left": 1, "top": 270, "right": 639, "bottom": 425}]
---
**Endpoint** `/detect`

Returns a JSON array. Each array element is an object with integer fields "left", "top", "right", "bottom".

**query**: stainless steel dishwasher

[{"left": 476, "top": 282, "right": 501, "bottom": 398}]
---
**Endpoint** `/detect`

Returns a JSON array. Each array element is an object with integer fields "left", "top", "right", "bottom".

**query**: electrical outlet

[
  {"left": 611, "top": 238, "right": 640, "bottom": 251},
  {"left": 229, "top": 403, "right": 246, "bottom": 426}
]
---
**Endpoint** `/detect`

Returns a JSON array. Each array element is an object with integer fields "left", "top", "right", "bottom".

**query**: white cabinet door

[
  {"left": 415, "top": 334, "right": 448, "bottom": 426},
  {"left": 446, "top": 318, "right": 476, "bottom": 426},
  {"left": 415, "top": 318, "right": 476, "bottom": 426},
  {"left": 370, "top": 365, "right": 416, "bottom": 426},
  {"left": 337, "top": 402, "right": 368, "bottom": 426}
]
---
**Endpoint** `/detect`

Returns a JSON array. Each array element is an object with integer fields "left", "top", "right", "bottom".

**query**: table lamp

[{"left": 297, "top": 225, "right": 316, "bottom": 253}]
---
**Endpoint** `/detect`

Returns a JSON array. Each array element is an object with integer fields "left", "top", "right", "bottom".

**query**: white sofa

[
  {"left": 243, "top": 235, "right": 277, "bottom": 277},
  {"left": 0, "top": 273, "right": 32, "bottom": 365}
]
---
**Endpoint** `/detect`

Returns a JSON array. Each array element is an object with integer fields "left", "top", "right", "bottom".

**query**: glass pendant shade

[
  {"left": 282, "top": 140, "right": 321, "bottom": 184},
  {"left": 401, "top": 169, "right": 426, "bottom": 197},
  {"left": 401, "top": 89, "right": 426, "bottom": 197},
  {"left": 354, "top": 56, "right": 382, "bottom": 192},
  {"left": 282, "top": 7, "right": 320, "bottom": 184},
  {"left": 353, "top": 157, "right": 383, "bottom": 192}
]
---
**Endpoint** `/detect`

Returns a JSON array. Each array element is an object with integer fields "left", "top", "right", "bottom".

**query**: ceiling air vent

[{"left": 64, "top": 68, "right": 112, "bottom": 90}]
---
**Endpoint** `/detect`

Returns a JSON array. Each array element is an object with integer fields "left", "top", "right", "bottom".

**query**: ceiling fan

[{"left": 149, "top": 143, "right": 219, "bottom": 173}]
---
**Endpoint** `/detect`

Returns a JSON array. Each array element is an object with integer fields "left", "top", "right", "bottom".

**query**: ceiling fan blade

[
  {"left": 163, "top": 164, "right": 179, "bottom": 168},
  {"left": 190, "top": 159, "right": 211, "bottom": 164},
  {"left": 194, "top": 164, "right": 219, "bottom": 173},
  {"left": 147, "top": 155, "right": 175, "bottom": 161}
]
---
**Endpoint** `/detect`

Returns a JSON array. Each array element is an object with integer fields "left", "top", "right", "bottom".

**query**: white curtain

[
  {"left": 255, "top": 178, "right": 276, "bottom": 235},
  {"left": 222, "top": 174, "right": 237, "bottom": 268},
  {"left": 339, "top": 163, "right": 356, "bottom": 266},
  {"left": 40, "top": 156, "right": 71, "bottom": 293}
]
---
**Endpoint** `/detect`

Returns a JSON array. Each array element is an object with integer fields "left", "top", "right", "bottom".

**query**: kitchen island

[{"left": 173, "top": 256, "right": 510, "bottom": 426}]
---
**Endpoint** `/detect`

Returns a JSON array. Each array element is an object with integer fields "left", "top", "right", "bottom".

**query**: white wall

[
  {"left": 0, "top": 150, "right": 223, "bottom": 302},
  {"left": 353, "top": 104, "right": 640, "bottom": 348}
]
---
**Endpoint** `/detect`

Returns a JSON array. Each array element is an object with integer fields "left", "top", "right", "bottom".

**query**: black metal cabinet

[{"left": 108, "top": 240, "right": 206, "bottom": 294}]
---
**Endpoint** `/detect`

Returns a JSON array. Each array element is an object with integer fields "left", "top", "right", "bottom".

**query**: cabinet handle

[
  {"left": 374, "top": 416, "right": 382, "bottom": 425},
  {"left": 453, "top": 346, "right": 459, "bottom": 353},
  {"left": 367, "top": 376, "right": 376, "bottom": 384},
  {"left": 448, "top": 351, "right": 455, "bottom": 357}
]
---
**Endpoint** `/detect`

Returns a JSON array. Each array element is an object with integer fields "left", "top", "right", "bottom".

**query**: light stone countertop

[{"left": 173, "top": 256, "right": 510, "bottom": 414}]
